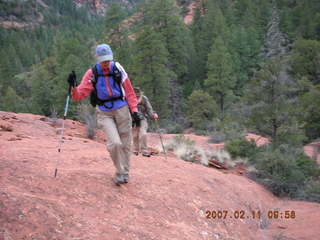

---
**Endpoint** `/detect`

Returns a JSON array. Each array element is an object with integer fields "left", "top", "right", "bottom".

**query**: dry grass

[{"left": 163, "top": 135, "right": 241, "bottom": 168}]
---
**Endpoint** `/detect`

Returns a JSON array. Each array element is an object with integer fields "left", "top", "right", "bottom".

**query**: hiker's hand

[
  {"left": 132, "top": 112, "right": 141, "bottom": 127},
  {"left": 151, "top": 113, "right": 158, "bottom": 120},
  {"left": 67, "top": 71, "right": 77, "bottom": 88}
]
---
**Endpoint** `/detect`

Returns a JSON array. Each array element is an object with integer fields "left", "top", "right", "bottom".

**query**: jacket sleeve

[
  {"left": 142, "top": 96, "right": 155, "bottom": 117},
  {"left": 122, "top": 78, "right": 138, "bottom": 113},
  {"left": 115, "top": 62, "right": 138, "bottom": 113},
  {"left": 71, "top": 69, "right": 94, "bottom": 101}
]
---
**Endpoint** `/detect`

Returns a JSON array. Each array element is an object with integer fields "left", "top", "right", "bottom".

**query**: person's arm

[
  {"left": 122, "top": 78, "right": 138, "bottom": 113},
  {"left": 71, "top": 69, "right": 94, "bottom": 101},
  {"left": 143, "top": 96, "right": 155, "bottom": 117},
  {"left": 115, "top": 62, "right": 138, "bottom": 113},
  {"left": 143, "top": 96, "right": 158, "bottom": 119}
]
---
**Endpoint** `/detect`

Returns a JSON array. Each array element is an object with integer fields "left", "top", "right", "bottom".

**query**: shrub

[
  {"left": 206, "top": 148, "right": 235, "bottom": 168},
  {"left": 165, "top": 123, "right": 184, "bottom": 134},
  {"left": 304, "top": 180, "right": 320, "bottom": 202},
  {"left": 225, "top": 137, "right": 259, "bottom": 162},
  {"left": 164, "top": 135, "right": 208, "bottom": 166},
  {"left": 208, "top": 120, "right": 246, "bottom": 143},
  {"left": 253, "top": 145, "right": 320, "bottom": 199}
]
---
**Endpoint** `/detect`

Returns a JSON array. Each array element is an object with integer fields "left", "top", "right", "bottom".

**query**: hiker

[
  {"left": 132, "top": 87, "right": 158, "bottom": 157},
  {"left": 68, "top": 43, "right": 141, "bottom": 185}
]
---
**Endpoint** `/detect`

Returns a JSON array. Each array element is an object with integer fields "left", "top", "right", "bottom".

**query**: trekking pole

[
  {"left": 54, "top": 71, "right": 76, "bottom": 177},
  {"left": 154, "top": 119, "right": 167, "bottom": 160}
]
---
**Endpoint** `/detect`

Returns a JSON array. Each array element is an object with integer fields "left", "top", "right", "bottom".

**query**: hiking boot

[
  {"left": 142, "top": 152, "right": 151, "bottom": 157},
  {"left": 123, "top": 174, "right": 129, "bottom": 183},
  {"left": 113, "top": 174, "right": 125, "bottom": 186}
]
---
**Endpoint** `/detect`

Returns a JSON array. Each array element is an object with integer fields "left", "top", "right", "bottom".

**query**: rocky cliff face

[
  {"left": 0, "top": 0, "right": 140, "bottom": 29},
  {"left": 1, "top": 111, "right": 320, "bottom": 240},
  {"left": 74, "top": 0, "right": 140, "bottom": 15},
  {"left": 0, "top": 0, "right": 197, "bottom": 29}
]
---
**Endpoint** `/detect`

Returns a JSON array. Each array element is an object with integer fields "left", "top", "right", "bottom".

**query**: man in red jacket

[{"left": 70, "top": 43, "right": 140, "bottom": 185}]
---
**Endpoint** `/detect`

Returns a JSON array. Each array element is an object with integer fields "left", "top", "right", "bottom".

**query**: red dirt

[
  {"left": 183, "top": 1, "right": 197, "bottom": 24},
  {"left": 1, "top": 111, "right": 319, "bottom": 240},
  {"left": 304, "top": 142, "right": 320, "bottom": 165}
]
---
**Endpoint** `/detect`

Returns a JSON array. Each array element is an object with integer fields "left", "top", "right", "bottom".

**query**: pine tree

[
  {"left": 9, "top": 56, "right": 59, "bottom": 116},
  {"left": 291, "top": 39, "right": 320, "bottom": 85},
  {"left": 141, "top": 0, "right": 194, "bottom": 121},
  {"left": 230, "top": 26, "right": 262, "bottom": 95},
  {"left": 2, "top": 87, "right": 24, "bottom": 113},
  {"left": 191, "top": 1, "right": 230, "bottom": 87},
  {"left": 187, "top": 90, "right": 218, "bottom": 130},
  {"left": 104, "top": 3, "right": 130, "bottom": 62},
  {"left": 299, "top": 84, "right": 320, "bottom": 141},
  {"left": 143, "top": 0, "right": 194, "bottom": 81},
  {"left": 246, "top": 59, "right": 303, "bottom": 145},
  {"left": 205, "top": 37, "right": 236, "bottom": 118},
  {"left": 130, "top": 26, "right": 173, "bottom": 119},
  {"left": 190, "top": 4, "right": 207, "bottom": 85}
]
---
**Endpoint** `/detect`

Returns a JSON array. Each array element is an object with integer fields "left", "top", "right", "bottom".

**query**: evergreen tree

[
  {"left": 2, "top": 87, "right": 24, "bottom": 113},
  {"left": 299, "top": 84, "right": 320, "bottom": 141},
  {"left": 187, "top": 90, "right": 218, "bottom": 130},
  {"left": 30, "top": 59, "right": 56, "bottom": 116},
  {"left": 230, "top": 26, "right": 262, "bottom": 95},
  {"left": 190, "top": 3, "right": 207, "bottom": 85},
  {"left": 205, "top": 37, "right": 236, "bottom": 118},
  {"left": 104, "top": 3, "right": 130, "bottom": 63},
  {"left": 191, "top": 1, "right": 230, "bottom": 87},
  {"left": 142, "top": 0, "right": 194, "bottom": 121},
  {"left": 130, "top": 26, "right": 173, "bottom": 119},
  {"left": 278, "top": 0, "right": 320, "bottom": 40},
  {"left": 291, "top": 39, "right": 320, "bottom": 85},
  {"left": 143, "top": 0, "right": 194, "bottom": 82},
  {"left": 52, "top": 37, "right": 93, "bottom": 117},
  {"left": 246, "top": 59, "right": 303, "bottom": 146}
]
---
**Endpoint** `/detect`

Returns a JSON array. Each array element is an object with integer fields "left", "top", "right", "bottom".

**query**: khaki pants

[
  {"left": 97, "top": 105, "right": 132, "bottom": 176},
  {"left": 132, "top": 119, "right": 149, "bottom": 154}
]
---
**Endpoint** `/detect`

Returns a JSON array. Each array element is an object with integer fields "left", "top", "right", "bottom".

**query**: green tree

[
  {"left": 144, "top": 0, "right": 194, "bottom": 82},
  {"left": 230, "top": 26, "right": 262, "bottom": 95},
  {"left": 186, "top": 90, "right": 218, "bottom": 130},
  {"left": 2, "top": 87, "right": 24, "bottom": 113},
  {"left": 130, "top": 26, "right": 173, "bottom": 119},
  {"left": 291, "top": 39, "right": 320, "bottom": 85},
  {"left": 191, "top": 1, "right": 230, "bottom": 87},
  {"left": 104, "top": 3, "right": 130, "bottom": 63},
  {"left": 205, "top": 37, "right": 236, "bottom": 117},
  {"left": 278, "top": 0, "right": 320, "bottom": 40},
  {"left": 30, "top": 59, "right": 57, "bottom": 116},
  {"left": 299, "top": 84, "right": 320, "bottom": 141},
  {"left": 142, "top": 0, "right": 194, "bottom": 121},
  {"left": 53, "top": 37, "right": 92, "bottom": 117},
  {"left": 246, "top": 59, "right": 303, "bottom": 145}
]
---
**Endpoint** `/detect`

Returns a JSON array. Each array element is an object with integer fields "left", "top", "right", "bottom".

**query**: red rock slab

[{"left": 1, "top": 111, "right": 320, "bottom": 240}]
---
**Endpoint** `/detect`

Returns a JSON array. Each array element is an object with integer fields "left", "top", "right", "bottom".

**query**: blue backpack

[{"left": 90, "top": 62, "right": 124, "bottom": 109}]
